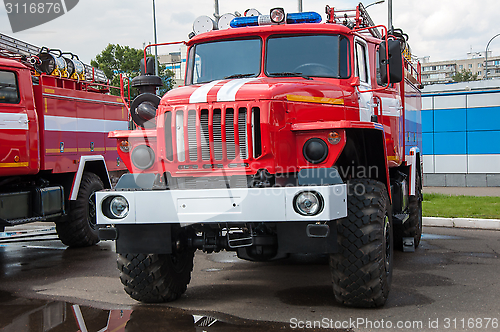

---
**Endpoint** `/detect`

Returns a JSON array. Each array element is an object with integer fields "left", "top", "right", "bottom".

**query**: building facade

[
  {"left": 422, "top": 80, "right": 500, "bottom": 187},
  {"left": 420, "top": 52, "right": 500, "bottom": 85}
]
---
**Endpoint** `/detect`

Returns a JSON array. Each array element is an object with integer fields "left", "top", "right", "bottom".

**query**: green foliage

[
  {"left": 452, "top": 69, "right": 479, "bottom": 82},
  {"left": 423, "top": 193, "right": 500, "bottom": 219},
  {"left": 91, "top": 44, "right": 175, "bottom": 97}
]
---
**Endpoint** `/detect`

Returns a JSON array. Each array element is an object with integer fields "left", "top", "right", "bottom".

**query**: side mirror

[{"left": 379, "top": 40, "right": 403, "bottom": 84}]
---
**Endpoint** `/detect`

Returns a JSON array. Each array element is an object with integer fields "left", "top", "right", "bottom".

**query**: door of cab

[
  {"left": 0, "top": 67, "right": 36, "bottom": 175},
  {"left": 354, "top": 38, "right": 373, "bottom": 122}
]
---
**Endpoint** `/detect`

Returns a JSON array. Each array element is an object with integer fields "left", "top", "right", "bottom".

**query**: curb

[{"left": 423, "top": 217, "right": 500, "bottom": 231}]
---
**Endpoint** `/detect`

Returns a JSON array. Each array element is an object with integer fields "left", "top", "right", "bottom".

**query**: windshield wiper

[
  {"left": 224, "top": 73, "right": 256, "bottom": 79},
  {"left": 269, "top": 72, "right": 313, "bottom": 80}
]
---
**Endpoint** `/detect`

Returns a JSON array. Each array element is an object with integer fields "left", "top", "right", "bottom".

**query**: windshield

[
  {"left": 266, "top": 34, "right": 350, "bottom": 78},
  {"left": 186, "top": 38, "right": 261, "bottom": 85}
]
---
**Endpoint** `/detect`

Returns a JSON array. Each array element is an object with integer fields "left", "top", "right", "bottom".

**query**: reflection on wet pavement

[{"left": 0, "top": 290, "right": 346, "bottom": 332}]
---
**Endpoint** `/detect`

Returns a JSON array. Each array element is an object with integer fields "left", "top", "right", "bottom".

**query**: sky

[{"left": 1, "top": 0, "right": 500, "bottom": 65}]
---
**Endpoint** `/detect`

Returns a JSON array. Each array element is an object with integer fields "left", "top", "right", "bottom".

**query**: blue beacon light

[{"left": 230, "top": 11, "right": 321, "bottom": 28}]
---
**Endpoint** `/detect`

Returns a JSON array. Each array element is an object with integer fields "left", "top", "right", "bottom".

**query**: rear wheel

[
  {"left": 56, "top": 172, "right": 103, "bottom": 247},
  {"left": 330, "top": 179, "right": 393, "bottom": 307},
  {"left": 117, "top": 249, "right": 195, "bottom": 303}
]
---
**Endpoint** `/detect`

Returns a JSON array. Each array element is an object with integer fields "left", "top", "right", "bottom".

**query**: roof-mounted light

[
  {"left": 286, "top": 11, "right": 322, "bottom": 24},
  {"left": 270, "top": 7, "right": 285, "bottom": 24},
  {"left": 218, "top": 13, "right": 236, "bottom": 30},
  {"left": 193, "top": 15, "right": 216, "bottom": 35},
  {"left": 230, "top": 10, "right": 322, "bottom": 28}
]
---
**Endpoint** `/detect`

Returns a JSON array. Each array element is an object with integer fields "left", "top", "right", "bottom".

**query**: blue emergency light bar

[{"left": 230, "top": 11, "right": 322, "bottom": 28}]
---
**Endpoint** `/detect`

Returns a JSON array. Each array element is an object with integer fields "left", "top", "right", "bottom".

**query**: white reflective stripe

[
  {"left": 44, "top": 115, "right": 128, "bottom": 132},
  {"left": 0, "top": 112, "right": 29, "bottom": 130},
  {"left": 189, "top": 80, "right": 221, "bottom": 104},
  {"left": 42, "top": 93, "right": 123, "bottom": 106},
  {"left": 217, "top": 78, "right": 258, "bottom": 102}
]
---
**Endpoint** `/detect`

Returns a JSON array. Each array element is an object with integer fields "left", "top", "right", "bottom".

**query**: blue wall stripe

[
  {"left": 468, "top": 131, "right": 500, "bottom": 154},
  {"left": 422, "top": 110, "right": 433, "bottom": 133},
  {"left": 467, "top": 106, "right": 500, "bottom": 131},
  {"left": 422, "top": 133, "right": 434, "bottom": 155},
  {"left": 434, "top": 108, "right": 466, "bottom": 132},
  {"left": 433, "top": 132, "right": 467, "bottom": 155}
]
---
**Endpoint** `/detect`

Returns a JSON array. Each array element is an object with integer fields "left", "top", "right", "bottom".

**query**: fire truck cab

[{"left": 97, "top": 4, "right": 422, "bottom": 307}]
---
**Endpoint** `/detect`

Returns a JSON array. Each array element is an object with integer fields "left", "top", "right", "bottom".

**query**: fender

[{"left": 69, "top": 156, "right": 111, "bottom": 200}]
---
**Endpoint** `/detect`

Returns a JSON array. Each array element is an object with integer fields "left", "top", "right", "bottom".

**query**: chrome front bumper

[{"left": 96, "top": 184, "right": 347, "bottom": 226}]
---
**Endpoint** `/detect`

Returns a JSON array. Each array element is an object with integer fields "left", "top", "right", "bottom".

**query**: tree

[
  {"left": 452, "top": 69, "right": 479, "bottom": 82},
  {"left": 91, "top": 44, "right": 174, "bottom": 97}
]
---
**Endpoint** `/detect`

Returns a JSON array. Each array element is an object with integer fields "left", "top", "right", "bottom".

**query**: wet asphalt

[{"left": 0, "top": 225, "right": 499, "bottom": 331}]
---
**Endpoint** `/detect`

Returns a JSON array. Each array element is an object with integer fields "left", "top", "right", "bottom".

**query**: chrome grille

[
  {"left": 187, "top": 110, "right": 197, "bottom": 161},
  {"left": 167, "top": 106, "right": 259, "bottom": 163},
  {"left": 238, "top": 108, "right": 248, "bottom": 160},
  {"left": 213, "top": 110, "right": 223, "bottom": 160},
  {"left": 225, "top": 109, "right": 236, "bottom": 160},
  {"left": 200, "top": 110, "right": 210, "bottom": 161}
]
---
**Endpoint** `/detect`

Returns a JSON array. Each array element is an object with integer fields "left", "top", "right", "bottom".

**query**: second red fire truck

[
  {"left": 0, "top": 33, "right": 128, "bottom": 247},
  {"left": 97, "top": 3, "right": 422, "bottom": 307}
]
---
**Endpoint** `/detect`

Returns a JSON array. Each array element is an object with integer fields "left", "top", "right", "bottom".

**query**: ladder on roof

[
  {"left": 0, "top": 32, "right": 108, "bottom": 84},
  {"left": 326, "top": 2, "right": 382, "bottom": 39}
]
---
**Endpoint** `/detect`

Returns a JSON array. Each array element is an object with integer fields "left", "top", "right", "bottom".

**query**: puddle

[{"left": 0, "top": 290, "right": 347, "bottom": 332}]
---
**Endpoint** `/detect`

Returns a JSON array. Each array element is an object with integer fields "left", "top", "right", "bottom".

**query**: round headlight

[
  {"left": 303, "top": 138, "right": 328, "bottom": 164},
  {"left": 110, "top": 196, "right": 129, "bottom": 218},
  {"left": 293, "top": 191, "right": 324, "bottom": 216},
  {"left": 131, "top": 145, "right": 155, "bottom": 170}
]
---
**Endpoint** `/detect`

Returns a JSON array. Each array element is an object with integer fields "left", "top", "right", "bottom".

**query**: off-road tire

[
  {"left": 403, "top": 171, "right": 423, "bottom": 248},
  {"left": 56, "top": 172, "right": 103, "bottom": 247},
  {"left": 330, "top": 179, "right": 393, "bottom": 307},
  {"left": 117, "top": 251, "right": 195, "bottom": 303}
]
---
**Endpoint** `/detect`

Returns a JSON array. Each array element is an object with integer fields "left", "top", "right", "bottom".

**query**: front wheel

[
  {"left": 330, "top": 179, "right": 393, "bottom": 307},
  {"left": 56, "top": 172, "right": 103, "bottom": 247},
  {"left": 118, "top": 250, "right": 195, "bottom": 303}
]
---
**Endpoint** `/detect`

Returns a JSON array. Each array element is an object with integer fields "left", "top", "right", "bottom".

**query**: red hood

[{"left": 160, "top": 77, "right": 346, "bottom": 106}]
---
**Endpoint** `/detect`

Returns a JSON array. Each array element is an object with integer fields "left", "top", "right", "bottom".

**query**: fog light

[
  {"left": 109, "top": 196, "right": 129, "bottom": 218},
  {"left": 303, "top": 138, "right": 328, "bottom": 164},
  {"left": 131, "top": 145, "right": 155, "bottom": 170},
  {"left": 293, "top": 191, "right": 324, "bottom": 216}
]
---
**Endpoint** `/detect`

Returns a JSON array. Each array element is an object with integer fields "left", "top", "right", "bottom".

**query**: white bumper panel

[{"left": 96, "top": 184, "right": 347, "bottom": 225}]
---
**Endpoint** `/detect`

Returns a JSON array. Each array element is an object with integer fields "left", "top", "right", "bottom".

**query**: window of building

[
  {"left": 459, "top": 65, "right": 463, "bottom": 70},
  {"left": 495, "top": 60, "right": 500, "bottom": 66},
  {"left": 478, "top": 63, "right": 482, "bottom": 68},
  {"left": 468, "top": 64, "right": 473, "bottom": 69},
  {"left": 496, "top": 69, "right": 500, "bottom": 74},
  {"left": 478, "top": 71, "right": 482, "bottom": 75}
]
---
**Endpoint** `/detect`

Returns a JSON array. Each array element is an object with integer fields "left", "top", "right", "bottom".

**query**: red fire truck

[
  {"left": 97, "top": 3, "right": 422, "bottom": 307},
  {"left": 0, "top": 33, "right": 128, "bottom": 247}
]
